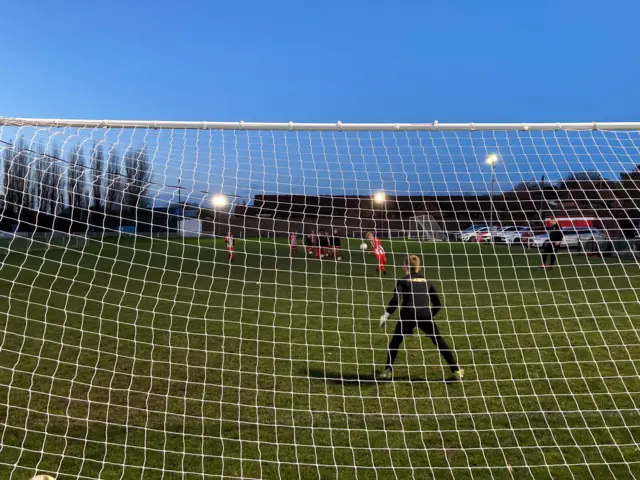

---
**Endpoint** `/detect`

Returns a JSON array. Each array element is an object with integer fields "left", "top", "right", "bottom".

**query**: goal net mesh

[{"left": 0, "top": 120, "right": 639, "bottom": 479}]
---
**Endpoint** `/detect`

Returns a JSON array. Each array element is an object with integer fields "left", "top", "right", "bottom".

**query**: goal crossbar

[{"left": 3, "top": 117, "right": 640, "bottom": 131}]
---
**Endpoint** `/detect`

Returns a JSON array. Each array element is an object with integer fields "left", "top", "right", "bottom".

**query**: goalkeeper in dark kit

[
  {"left": 376, "top": 255, "right": 463, "bottom": 382},
  {"left": 539, "top": 219, "right": 564, "bottom": 270}
]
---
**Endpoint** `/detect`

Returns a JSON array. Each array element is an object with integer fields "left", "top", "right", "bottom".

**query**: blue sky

[{"left": 1, "top": 0, "right": 640, "bottom": 204}]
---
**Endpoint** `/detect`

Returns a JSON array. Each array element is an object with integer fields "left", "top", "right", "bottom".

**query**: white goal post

[
  {"left": 0, "top": 116, "right": 639, "bottom": 480},
  {"left": 407, "top": 215, "right": 446, "bottom": 241}
]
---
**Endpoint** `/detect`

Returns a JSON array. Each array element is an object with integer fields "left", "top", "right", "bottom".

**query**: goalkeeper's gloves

[{"left": 379, "top": 312, "right": 390, "bottom": 328}]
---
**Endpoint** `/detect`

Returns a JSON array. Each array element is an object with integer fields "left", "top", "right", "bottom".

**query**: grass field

[{"left": 0, "top": 237, "right": 639, "bottom": 479}]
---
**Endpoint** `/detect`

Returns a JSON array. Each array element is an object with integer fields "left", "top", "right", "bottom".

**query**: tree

[
  {"left": 2, "top": 137, "right": 30, "bottom": 214},
  {"left": 33, "top": 145, "right": 48, "bottom": 211},
  {"left": 619, "top": 165, "right": 640, "bottom": 201},
  {"left": 90, "top": 142, "right": 105, "bottom": 210},
  {"left": 2, "top": 145, "right": 11, "bottom": 209},
  {"left": 564, "top": 170, "right": 606, "bottom": 182},
  {"left": 67, "top": 144, "right": 87, "bottom": 219},
  {"left": 105, "top": 148, "right": 123, "bottom": 214},
  {"left": 555, "top": 170, "right": 608, "bottom": 195},
  {"left": 512, "top": 180, "right": 543, "bottom": 191},
  {"left": 123, "top": 146, "right": 153, "bottom": 211},
  {"left": 41, "top": 144, "right": 63, "bottom": 215},
  {"left": 620, "top": 165, "right": 640, "bottom": 182}
]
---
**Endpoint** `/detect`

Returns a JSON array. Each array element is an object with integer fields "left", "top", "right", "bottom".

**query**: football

[
  {"left": 360, "top": 243, "right": 368, "bottom": 250},
  {"left": 30, "top": 475, "right": 56, "bottom": 480}
]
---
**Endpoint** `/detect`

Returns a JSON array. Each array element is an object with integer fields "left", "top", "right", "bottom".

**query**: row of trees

[
  {"left": 512, "top": 170, "right": 610, "bottom": 192},
  {"left": 1, "top": 138, "right": 153, "bottom": 220},
  {"left": 511, "top": 168, "right": 640, "bottom": 192}
]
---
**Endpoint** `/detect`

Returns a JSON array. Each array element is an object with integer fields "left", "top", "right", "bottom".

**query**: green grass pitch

[{"left": 0, "top": 237, "right": 639, "bottom": 479}]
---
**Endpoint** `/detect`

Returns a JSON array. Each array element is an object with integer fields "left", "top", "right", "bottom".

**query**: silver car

[
  {"left": 558, "top": 228, "right": 605, "bottom": 248},
  {"left": 493, "top": 226, "right": 533, "bottom": 244},
  {"left": 528, "top": 232, "right": 550, "bottom": 248},
  {"left": 528, "top": 228, "right": 605, "bottom": 249},
  {"left": 450, "top": 224, "right": 487, "bottom": 241}
]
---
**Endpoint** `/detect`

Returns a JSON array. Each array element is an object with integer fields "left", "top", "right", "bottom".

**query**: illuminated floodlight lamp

[
  {"left": 485, "top": 154, "right": 499, "bottom": 166},
  {"left": 373, "top": 191, "right": 387, "bottom": 204},
  {"left": 212, "top": 194, "right": 229, "bottom": 208}
]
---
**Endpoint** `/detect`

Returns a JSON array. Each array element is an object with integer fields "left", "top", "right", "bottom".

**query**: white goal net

[{"left": 0, "top": 118, "right": 639, "bottom": 479}]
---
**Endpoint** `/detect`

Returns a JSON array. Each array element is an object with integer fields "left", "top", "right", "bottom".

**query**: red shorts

[{"left": 375, "top": 253, "right": 387, "bottom": 265}]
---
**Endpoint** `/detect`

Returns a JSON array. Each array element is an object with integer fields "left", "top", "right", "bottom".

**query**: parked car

[
  {"left": 478, "top": 226, "right": 503, "bottom": 242},
  {"left": 460, "top": 226, "right": 497, "bottom": 242},
  {"left": 528, "top": 232, "right": 550, "bottom": 248},
  {"left": 450, "top": 224, "right": 487, "bottom": 241},
  {"left": 507, "top": 228, "right": 534, "bottom": 244},
  {"left": 528, "top": 228, "right": 605, "bottom": 249},
  {"left": 491, "top": 226, "right": 533, "bottom": 244},
  {"left": 558, "top": 228, "right": 605, "bottom": 248},
  {"left": 475, "top": 226, "right": 526, "bottom": 243},
  {"left": 449, "top": 223, "right": 486, "bottom": 240}
]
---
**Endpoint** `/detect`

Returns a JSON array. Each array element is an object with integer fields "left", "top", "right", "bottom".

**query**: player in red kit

[
  {"left": 224, "top": 231, "right": 235, "bottom": 262},
  {"left": 366, "top": 232, "right": 387, "bottom": 275},
  {"left": 289, "top": 231, "right": 298, "bottom": 256},
  {"left": 311, "top": 230, "right": 320, "bottom": 258}
]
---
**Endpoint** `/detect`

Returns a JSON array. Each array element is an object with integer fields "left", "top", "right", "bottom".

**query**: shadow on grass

[{"left": 307, "top": 367, "right": 438, "bottom": 386}]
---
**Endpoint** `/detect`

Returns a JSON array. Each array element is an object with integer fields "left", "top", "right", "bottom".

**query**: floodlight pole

[{"left": 489, "top": 164, "right": 495, "bottom": 229}]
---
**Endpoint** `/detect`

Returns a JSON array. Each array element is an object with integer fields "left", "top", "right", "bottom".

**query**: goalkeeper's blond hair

[{"left": 404, "top": 255, "right": 421, "bottom": 273}]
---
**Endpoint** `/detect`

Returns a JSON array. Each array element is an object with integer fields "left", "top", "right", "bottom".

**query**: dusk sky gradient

[{"left": 1, "top": 0, "right": 639, "bottom": 203}]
